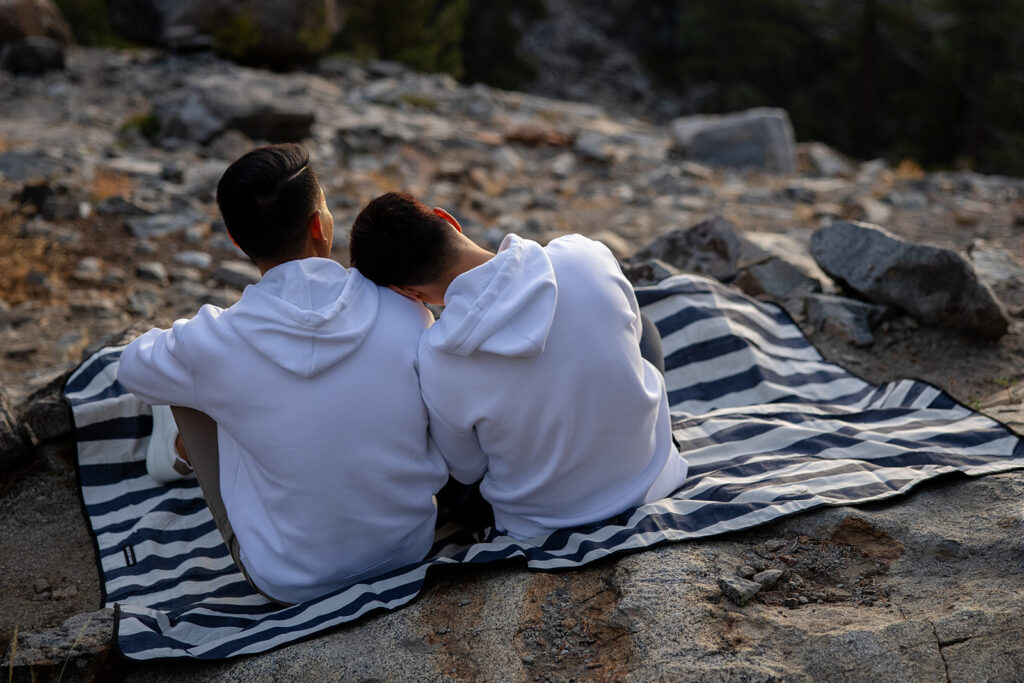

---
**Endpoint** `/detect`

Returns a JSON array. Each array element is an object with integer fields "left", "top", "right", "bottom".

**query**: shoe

[{"left": 146, "top": 405, "right": 194, "bottom": 484}]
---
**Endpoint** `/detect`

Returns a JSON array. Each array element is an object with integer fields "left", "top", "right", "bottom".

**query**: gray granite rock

[
  {"left": 0, "top": 388, "right": 31, "bottom": 471},
  {"left": 628, "top": 216, "right": 742, "bottom": 281},
  {"left": 136, "top": 261, "right": 169, "bottom": 285},
  {"left": 619, "top": 258, "right": 681, "bottom": 287},
  {"left": 753, "top": 568, "right": 785, "bottom": 590},
  {"left": 805, "top": 293, "right": 892, "bottom": 347},
  {"left": 128, "top": 213, "right": 207, "bottom": 240},
  {"left": 811, "top": 221, "right": 1009, "bottom": 338},
  {"left": 671, "top": 107, "right": 797, "bottom": 173},
  {"left": 718, "top": 575, "right": 763, "bottom": 605},
  {"left": 213, "top": 260, "right": 261, "bottom": 289},
  {"left": 15, "top": 370, "right": 72, "bottom": 446},
  {"left": 1, "top": 36, "right": 64, "bottom": 74},
  {"left": 2, "top": 609, "right": 119, "bottom": 682}
]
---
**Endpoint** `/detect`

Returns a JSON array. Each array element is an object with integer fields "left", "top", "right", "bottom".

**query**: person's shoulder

[{"left": 377, "top": 286, "right": 434, "bottom": 330}]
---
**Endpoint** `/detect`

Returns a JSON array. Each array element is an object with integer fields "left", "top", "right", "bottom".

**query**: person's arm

[
  {"left": 585, "top": 236, "right": 645, "bottom": 342},
  {"left": 117, "top": 321, "right": 198, "bottom": 408},
  {"left": 424, "top": 397, "right": 488, "bottom": 484}
]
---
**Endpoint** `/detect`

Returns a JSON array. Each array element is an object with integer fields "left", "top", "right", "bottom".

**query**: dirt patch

[
  {"left": 829, "top": 517, "right": 904, "bottom": 561},
  {"left": 514, "top": 565, "right": 637, "bottom": 682}
]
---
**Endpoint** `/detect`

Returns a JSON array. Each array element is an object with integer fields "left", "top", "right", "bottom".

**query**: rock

[
  {"left": 753, "top": 569, "right": 785, "bottom": 591},
  {"left": 804, "top": 293, "right": 892, "bottom": 347},
  {"left": 627, "top": 216, "right": 742, "bottom": 282},
  {"left": 849, "top": 196, "right": 893, "bottom": 226},
  {"left": 154, "top": 72, "right": 316, "bottom": 144},
  {"left": 136, "top": 261, "right": 169, "bottom": 285},
  {"left": 100, "top": 157, "right": 164, "bottom": 178},
  {"left": 174, "top": 250, "right": 213, "bottom": 270},
  {"left": 73, "top": 256, "right": 103, "bottom": 284},
  {"left": 733, "top": 247, "right": 822, "bottom": 305},
  {"left": 0, "top": 151, "right": 63, "bottom": 182},
  {"left": 16, "top": 370, "right": 73, "bottom": 446},
  {"left": 2, "top": 609, "right": 119, "bottom": 682},
  {"left": 969, "top": 239, "right": 1024, "bottom": 292},
  {"left": 737, "top": 565, "right": 756, "bottom": 580},
  {"left": 213, "top": 260, "right": 261, "bottom": 289},
  {"left": 0, "top": 0, "right": 73, "bottom": 46},
  {"left": 810, "top": 221, "right": 1009, "bottom": 338},
  {"left": 207, "top": 129, "right": 254, "bottom": 161},
  {"left": 619, "top": 258, "right": 681, "bottom": 287},
  {"left": 0, "top": 388, "right": 31, "bottom": 471},
  {"left": 183, "top": 158, "right": 230, "bottom": 201},
  {"left": 670, "top": 108, "right": 796, "bottom": 174},
  {"left": 106, "top": 0, "right": 342, "bottom": 66},
  {"left": 1, "top": 36, "right": 64, "bottom": 74},
  {"left": 96, "top": 196, "right": 156, "bottom": 217},
  {"left": 589, "top": 230, "right": 633, "bottom": 259},
  {"left": 718, "top": 576, "right": 762, "bottom": 606},
  {"left": 127, "top": 213, "right": 206, "bottom": 239},
  {"left": 798, "top": 142, "right": 854, "bottom": 177}
]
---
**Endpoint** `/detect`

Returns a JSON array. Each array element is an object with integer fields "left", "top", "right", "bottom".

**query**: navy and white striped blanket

[{"left": 68, "top": 274, "right": 1024, "bottom": 661}]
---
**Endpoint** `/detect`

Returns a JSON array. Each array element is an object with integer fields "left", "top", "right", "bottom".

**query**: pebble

[
  {"left": 753, "top": 569, "right": 785, "bottom": 590},
  {"left": 73, "top": 257, "right": 103, "bottom": 284},
  {"left": 136, "top": 261, "right": 169, "bottom": 284},
  {"left": 737, "top": 565, "right": 756, "bottom": 579},
  {"left": 174, "top": 251, "right": 213, "bottom": 269},
  {"left": 798, "top": 595, "right": 810, "bottom": 604},
  {"left": 213, "top": 260, "right": 261, "bottom": 289},
  {"left": 718, "top": 576, "right": 762, "bottom": 606}
]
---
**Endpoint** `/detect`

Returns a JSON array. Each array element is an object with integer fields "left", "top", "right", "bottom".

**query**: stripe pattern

[{"left": 68, "top": 274, "right": 1024, "bottom": 660}]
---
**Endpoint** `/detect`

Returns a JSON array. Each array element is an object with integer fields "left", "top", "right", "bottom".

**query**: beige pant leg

[{"left": 170, "top": 406, "right": 291, "bottom": 606}]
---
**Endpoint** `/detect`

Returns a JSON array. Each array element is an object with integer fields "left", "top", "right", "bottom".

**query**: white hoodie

[
  {"left": 419, "top": 234, "right": 688, "bottom": 539},
  {"left": 118, "top": 257, "right": 448, "bottom": 603}
]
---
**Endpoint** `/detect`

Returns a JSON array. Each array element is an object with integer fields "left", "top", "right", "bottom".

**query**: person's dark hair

[
  {"left": 349, "top": 192, "right": 460, "bottom": 286},
  {"left": 215, "top": 144, "right": 321, "bottom": 262}
]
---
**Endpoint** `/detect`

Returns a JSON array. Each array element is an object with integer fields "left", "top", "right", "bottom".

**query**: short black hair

[
  {"left": 349, "top": 192, "right": 460, "bottom": 286},
  {"left": 215, "top": 144, "right": 320, "bottom": 262}
]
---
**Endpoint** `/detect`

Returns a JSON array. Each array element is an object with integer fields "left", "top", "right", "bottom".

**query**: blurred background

[{"left": 49, "top": 0, "right": 1024, "bottom": 176}]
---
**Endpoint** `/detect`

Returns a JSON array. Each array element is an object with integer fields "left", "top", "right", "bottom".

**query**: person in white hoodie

[
  {"left": 349, "top": 192, "right": 688, "bottom": 540},
  {"left": 117, "top": 147, "right": 448, "bottom": 604}
]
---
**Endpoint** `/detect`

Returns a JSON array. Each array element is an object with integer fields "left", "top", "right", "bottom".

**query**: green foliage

[
  {"left": 341, "top": 0, "right": 469, "bottom": 77},
  {"left": 118, "top": 113, "right": 160, "bottom": 141},
  {"left": 212, "top": 11, "right": 263, "bottom": 62},
  {"left": 644, "top": 0, "right": 1024, "bottom": 175},
  {"left": 461, "top": 0, "right": 545, "bottom": 89},
  {"left": 53, "top": 0, "right": 135, "bottom": 47}
]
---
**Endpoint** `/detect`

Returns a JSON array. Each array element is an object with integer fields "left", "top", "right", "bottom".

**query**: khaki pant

[{"left": 170, "top": 406, "right": 291, "bottom": 606}]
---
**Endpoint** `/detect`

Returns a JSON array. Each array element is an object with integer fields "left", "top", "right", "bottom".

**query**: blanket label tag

[{"left": 123, "top": 544, "right": 137, "bottom": 567}]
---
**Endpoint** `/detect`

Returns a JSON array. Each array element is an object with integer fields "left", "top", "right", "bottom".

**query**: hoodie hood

[
  {"left": 425, "top": 235, "right": 557, "bottom": 357},
  {"left": 227, "top": 258, "right": 379, "bottom": 377}
]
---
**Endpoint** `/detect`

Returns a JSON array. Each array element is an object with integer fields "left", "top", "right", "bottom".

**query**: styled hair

[
  {"left": 349, "top": 192, "right": 460, "bottom": 286},
  {"left": 215, "top": 144, "right": 320, "bottom": 261}
]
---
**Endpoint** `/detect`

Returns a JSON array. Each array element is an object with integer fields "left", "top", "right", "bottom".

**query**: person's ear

[
  {"left": 308, "top": 210, "right": 327, "bottom": 242},
  {"left": 388, "top": 284, "right": 425, "bottom": 302},
  {"left": 433, "top": 207, "right": 463, "bottom": 234}
]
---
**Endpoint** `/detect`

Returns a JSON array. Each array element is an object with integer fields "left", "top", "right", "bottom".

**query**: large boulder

[
  {"left": 106, "top": 0, "right": 342, "bottom": 66},
  {"left": 0, "top": 0, "right": 73, "bottom": 46},
  {"left": 153, "top": 72, "right": 315, "bottom": 144},
  {"left": 626, "top": 216, "right": 742, "bottom": 282},
  {"left": 1, "top": 35, "right": 63, "bottom": 74},
  {"left": 670, "top": 107, "right": 797, "bottom": 174},
  {"left": 0, "top": 387, "right": 31, "bottom": 471},
  {"left": 810, "top": 221, "right": 1009, "bottom": 338}
]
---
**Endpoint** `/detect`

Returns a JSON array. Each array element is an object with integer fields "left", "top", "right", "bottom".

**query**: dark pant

[{"left": 639, "top": 311, "right": 665, "bottom": 374}]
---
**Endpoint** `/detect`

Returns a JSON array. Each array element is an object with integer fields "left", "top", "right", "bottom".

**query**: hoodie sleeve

[
  {"left": 585, "top": 236, "right": 644, "bottom": 343},
  {"left": 424, "top": 399, "right": 488, "bottom": 484},
  {"left": 117, "top": 321, "right": 197, "bottom": 408}
]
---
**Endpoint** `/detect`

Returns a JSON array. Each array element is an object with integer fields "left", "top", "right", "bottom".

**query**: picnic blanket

[{"left": 68, "top": 274, "right": 1024, "bottom": 661}]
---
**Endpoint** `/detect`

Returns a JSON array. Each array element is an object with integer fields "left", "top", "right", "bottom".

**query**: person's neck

[
  {"left": 254, "top": 245, "right": 326, "bottom": 276},
  {"left": 438, "top": 244, "right": 494, "bottom": 297}
]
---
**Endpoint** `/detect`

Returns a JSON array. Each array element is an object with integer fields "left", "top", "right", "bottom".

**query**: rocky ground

[{"left": 2, "top": 47, "right": 1024, "bottom": 681}]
